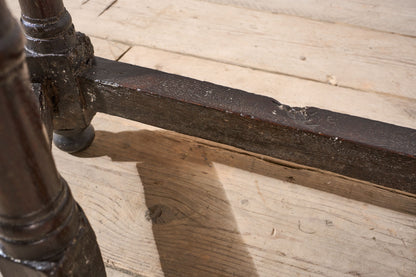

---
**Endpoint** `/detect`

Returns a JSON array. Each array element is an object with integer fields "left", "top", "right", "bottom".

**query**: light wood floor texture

[{"left": 5, "top": 0, "right": 416, "bottom": 276}]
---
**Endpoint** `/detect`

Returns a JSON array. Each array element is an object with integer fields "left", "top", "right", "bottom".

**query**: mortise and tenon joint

[{"left": 19, "top": 0, "right": 96, "bottom": 153}]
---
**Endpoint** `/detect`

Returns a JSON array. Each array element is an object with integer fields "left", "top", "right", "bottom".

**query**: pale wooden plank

[
  {"left": 6, "top": 0, "right": 416, "bottom": 101},
  {"left": 106, "top": 267, "right": 138, "bottom": 277},
  {"left": 8, "top": 0, "right": 416, "bottom": 38},
  {"left": 120, "top": 45, "right": 416, "bottom": 129},
  {"left": 90, "top": 36, "right": 130, "bottom": 61},
  {"left": 215, "top": 162, "right": 416, "bottom": 277},
  {"left": 65, "top": 0, "right": 416, "bottom": 99},
  {"left": 53, "top": 113, "right": 416, "bottom": 277},
  {"left": 199, "top": 0, "right": 416, "bottom": 37},
  {"left": 67, "top": 0, "right": 116, "bottom": 16}
]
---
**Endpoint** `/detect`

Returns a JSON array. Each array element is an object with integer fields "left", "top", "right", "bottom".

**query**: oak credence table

[{"left": 0, "top": 0, "right": 415, "bottom": 276}]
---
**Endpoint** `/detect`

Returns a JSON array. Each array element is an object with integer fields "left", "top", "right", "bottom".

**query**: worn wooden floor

[{"left": 6, "top": 0, "right": 416, "bottom": 276}]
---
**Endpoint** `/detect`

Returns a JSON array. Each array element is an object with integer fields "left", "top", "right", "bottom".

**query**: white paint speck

[{"left": 327, "top": 75, "right": 338, "bottom": 86}]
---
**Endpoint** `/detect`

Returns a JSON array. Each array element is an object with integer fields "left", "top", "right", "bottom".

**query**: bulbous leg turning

[{"left": 53, "top": 124, "right": 95, "bottom": 153}]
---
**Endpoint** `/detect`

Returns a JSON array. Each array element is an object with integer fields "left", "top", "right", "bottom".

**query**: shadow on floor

[{"left": 77, "top": 130, "right": 259, "bottom": 277}]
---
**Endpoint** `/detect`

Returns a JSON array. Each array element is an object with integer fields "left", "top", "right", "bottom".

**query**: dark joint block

[{"left": 18, "top": 0, "right": 96, "bottom": 152}]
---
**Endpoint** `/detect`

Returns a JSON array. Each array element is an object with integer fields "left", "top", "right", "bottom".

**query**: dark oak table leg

[
  {"left": 19, "top": 0, "right": 97, "bottom": 153},
  {"left": 0, "top": 1, "right": 105, "bottom": 275}
]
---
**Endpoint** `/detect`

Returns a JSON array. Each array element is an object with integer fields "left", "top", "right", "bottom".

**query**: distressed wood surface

[
  {"left": 90, "top": 37, "right": 131, "bottom": 62},
  {"left": 54, "top": 113, "right": 415, "bottom": 277},
  {"left": 3, "top": 0, "right": 416, "bottom": 276},
  {"left": 6, "top": 0, "right": 416, "bottom": 128},
  {"left": 199, "top": 0, "right": 416, "bottom": 36},
  {"left": 64, "top": 0, "right": 416, "bottom": 100},
  {"left": 119, "top": 45, "right": 416, "bottom": 129}
]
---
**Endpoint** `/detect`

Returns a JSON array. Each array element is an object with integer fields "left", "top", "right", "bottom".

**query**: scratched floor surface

[{"left": 5, "top": 0, "right": 416, "bottom": 276}]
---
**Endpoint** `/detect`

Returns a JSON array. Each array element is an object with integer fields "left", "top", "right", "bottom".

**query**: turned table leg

[
  {"left": 18, "top": 0, "right": 97, "bottom": 153},
  {"left": 0, "top": 1, "right": 105, "bottom": 275}
]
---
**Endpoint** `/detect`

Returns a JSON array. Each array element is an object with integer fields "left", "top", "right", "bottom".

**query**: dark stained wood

[
  {"left": 18, "top": 0, "right": 64, "bottom": 19},
  {"left": 19, "top": 0, "right": 97, "bottom": 152},
  {"left": 0, "top": 1, "right": 105, "bottom": 275},
  {"left": 79, "top": 58, "right": 416, "bottom": 194}
]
